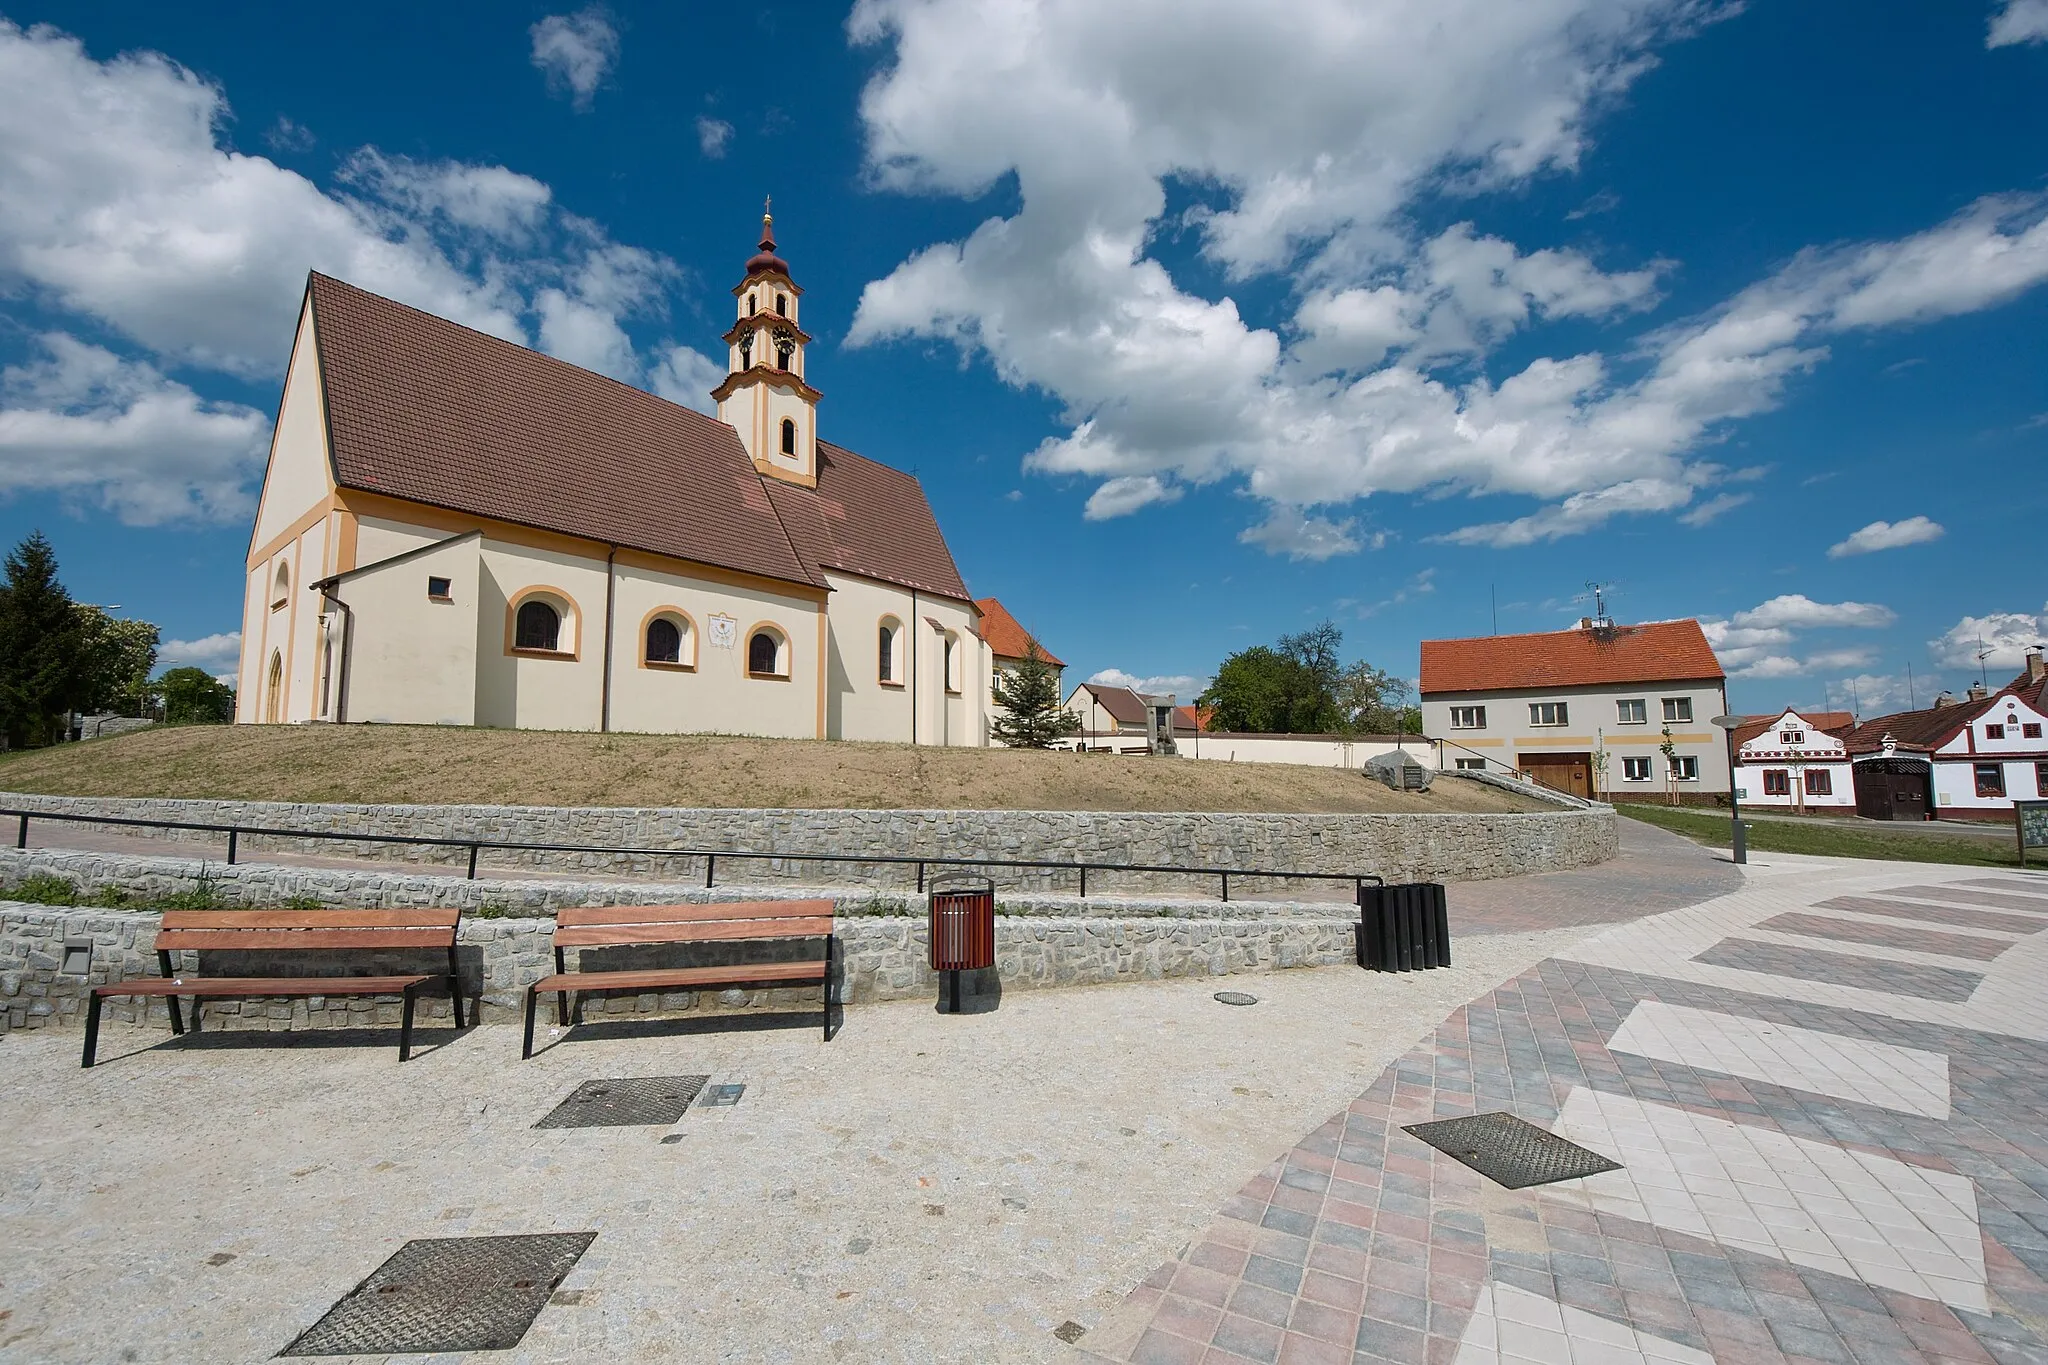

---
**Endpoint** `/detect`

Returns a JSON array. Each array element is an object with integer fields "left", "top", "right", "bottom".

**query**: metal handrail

[{"left": 3, "top": 807, "right": 1384, "bottom": 904}]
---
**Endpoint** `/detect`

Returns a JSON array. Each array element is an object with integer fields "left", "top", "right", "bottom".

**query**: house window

[
  {"left": 1616, "top": 699, "right": 1646, "bottom": 725},
  {"left": 427, "top": 576, "right": 452, "bottom": 601},
  {"left": 1622, "top": 757, "right": 1651, "bottom": 781},
  {"left": 2037, "top": 761, "right": 2048, "bottom": 795},
  {"left": 2026, "top": 723, "right": 2043, "bottom": 739},
  {"left": 1986, "top": 724, "right": 2006, "bottom": 740},
  {"left": 1762, "top": 770, "right": 1790, "bottom": 796},
  {"left": 514, "top": 600, "right": 561, "bottom": 652},
  {"left": 1662, "top": 697, "right": 1693, "bottom": 722},
  {"left": 646, "top": 618, "right": 682, "bottom": 664},
  {"left": 1780, "top": 730, "right": 1805, "bottom": 745},
  {"left": 878, "top": 618, "right": 902, "bottom": 684},
  {"left": 748, "top": 628, "right": 788, "bottom": 678},
  {"left": 1529, "top": 702, "right": 1568, "bottom": 727},
  {"left": 781, "top": 418, "right": 796, "bottom": 455},
  {"left": 1975, "top": 763, "right": 2006, "bottom": 798},
  {"left": 1805, "top": 769, "right": 1833, "bottom": 796},
  {"left": 1454, "top": 757, "right": 1486, "bottom": 771},
  {"left": 1449, "top": 705, "right": 1485, "bottom": 729},
  {"left": 1669, "top": 755, "right": 1699, "bottom": 781}
]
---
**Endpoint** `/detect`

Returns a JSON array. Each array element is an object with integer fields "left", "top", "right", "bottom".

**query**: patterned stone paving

[
  {"left": 1085, "top": 868, "right": 2048, "bottom": 1364},
  {"left": 1753, "top": 911, "right": 2015, "bottom": 961},
  {"left": 1815, "top": 897, "right": 2046, "bottom": 936}
]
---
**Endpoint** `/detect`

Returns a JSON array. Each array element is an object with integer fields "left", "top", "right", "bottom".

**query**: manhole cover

[
  {"left": 1403, "top": 1112, "right": 1622, "bottom": 1189},
  {"left": 278, "top": 1232, "right": 595, "bottom": 1356},
  {"left": 534, "top": 1076, "right": 709, "bottom": 1129},
  {"left": 1213, "top": 991, "right": 1259, "bottom": 1006},
  {"left": 698, "top": 1083, "right": 746, "bottom": 1107}
]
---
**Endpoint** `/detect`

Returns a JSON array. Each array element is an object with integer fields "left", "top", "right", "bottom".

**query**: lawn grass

[{"left": 1619, "top": 803, "right": 2025, "bottom": 869}]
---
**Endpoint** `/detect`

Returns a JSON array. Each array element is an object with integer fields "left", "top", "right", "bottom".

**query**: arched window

[
  {"left": 271, "top": 560, "right": 290, "bottom": 609},
  {"left": 944, "top": 633, "right": 961, "bottom": 694},
  {"left": 780, "top": 419, "right": 796, "bottom": 455},
  {"left": 646, "top": 617, "right": 681, "bottom": 664},
  {"left": 515, "top": 599, "right": 561, "bottom": 652},
  {"left": 775, "top": 293, "right": 788, "bottom": 316},
  {"left": 748, "top": 627, "right": 788, "bottom": 678},
  {"left": 878, "top": 618, "right": 901, "bottom": 684},
  {"left": 747, "top": 292, "right": 757, "bottom": 316},
  {"left": 738, "top": 334, "right": 753, "bottom": 369}
]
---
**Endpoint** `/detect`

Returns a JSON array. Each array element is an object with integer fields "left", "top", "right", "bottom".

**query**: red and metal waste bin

[{"left": 929, "top": 873, "right": 996, "bottom": 1012}]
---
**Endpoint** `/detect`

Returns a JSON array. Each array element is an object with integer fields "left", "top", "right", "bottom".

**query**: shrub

[
  {"left": 6, "top": 872, "right": 80, "bottom": 906},
  {"left": 278, "top": 894, "right": 326, "bottom": 910},
  {"left": 148, "top": 867, "right": 230, "bottom": 911}
]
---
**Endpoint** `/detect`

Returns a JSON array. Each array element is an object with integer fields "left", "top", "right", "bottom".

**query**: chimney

[
  {"left": 2028, "top": 647, "right": 2045, "bottom": 683},
  {"left": 1966, "top": 681, "right": 1988, "bottom": 703},
  {"left": 1578, "top": 616, "right": 1594, "bottom": 630},
  {"left": 1933, "top": 691, "right": 1957, "bottom": 709}
]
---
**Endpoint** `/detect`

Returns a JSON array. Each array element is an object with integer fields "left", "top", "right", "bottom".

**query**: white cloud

[
  {"left": 1082, "top": 473, "right": 1181, "bottom": 520},
  {"left": 842, "top": 1, "right": 2048, "bottom": 555},
  {"left": 1702, "top": 594, "right": 1895, "bottom": 678},
  {"left": 1989, "top": 0, "right": 2048, "bottom": 46},
  {"left": 1826, "top": 515, "right": 1944, "bottom": 558},
  {"left": 161, "top": 631, "right": 242, "bottom": 671},
  {"left": 0, "top": 335, "right": 269, "bottom": 524},
  {"left": 1930, "top": 602, "right": 2048, "bottom": 671},
  {"left": 0, "top": 20, "right": 695, "bottom": 521},
  {"left": 1678, "top": 492, "right": 1750, "bottom": 526},
  {"left": 1237, "top": 506, "right": 1362, "bottom": 561},
  {"left": 646, "top": 345, "right": 725, "bottom": 415},
  {"left": 1087, "top": 668, "right": 1207, "bottom": 698},
  {"left": 697, "top": 116, "right": 734, "bottom": 158},
  {"left": 1731, "top": 595, "right": 1896, "bottom": 631},
  {"left": 530, "top": 9, "right": 618, "bottom": 110}
]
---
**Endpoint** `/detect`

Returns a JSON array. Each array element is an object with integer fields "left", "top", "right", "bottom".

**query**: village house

[
  {"left": 976, "top": 597, "right": 1064, "bottom": 727},
  {"left": 236, "top": 210, "right": 995, "bottom": 745},
  {"left": 1419, "top": 618, "right": 1730, "bottom": 799},
  {"left": 1842, "top": 649, "right": 2048, "bottom": 819},
  {"left": 1730, "top": 709, "right": 1856, "bottom": 811},
  {"left": 1061, "top": 682, "right": 1178, "bottom": 754}
]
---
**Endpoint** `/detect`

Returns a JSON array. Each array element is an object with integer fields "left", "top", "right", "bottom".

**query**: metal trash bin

[
  {"left": 929, "top": 873, "right": 996, "bottom": 1013},
  {"left": 1357, "top": 881, "right": 1450, "bottom": 972}
]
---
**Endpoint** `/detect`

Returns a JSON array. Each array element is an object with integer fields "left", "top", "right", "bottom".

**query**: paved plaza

[{"left": 5, "top": 823, "right": 2047, "bottom": 1363}]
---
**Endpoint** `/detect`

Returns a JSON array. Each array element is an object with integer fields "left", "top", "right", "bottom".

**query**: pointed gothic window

[{"left": 781, "top": 419, "right": 796, "bottom": 455}]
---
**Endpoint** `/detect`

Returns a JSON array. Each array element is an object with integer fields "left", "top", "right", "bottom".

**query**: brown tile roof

[
  {"left": 973, "top": 598, "right": 1065, "bottom": 666},
  {"left": 1072, "top": 683, "right": 1148, "bottom": 725},
  {"left": 1844, "top": 673, "right": 2048, "bottom": 755},
  {"left": 308, "top": 273, "right": 966, "bottom": 599},
  {"left": 1420, "top": 620, "right": 1724, "bottom": 695},
  {"left": 1731, "top": 710, "right": 1855, "bottom": 751}
]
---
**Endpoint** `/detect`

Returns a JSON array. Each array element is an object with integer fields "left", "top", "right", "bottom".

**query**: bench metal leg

[
  {"left": 81, "top": 991, "right": 103, "bottom": 1068},
  {"left": 398, "top": 983, "right": 418, "bottom": 1062},
  {"left": 164, "top": 993, "right": 184, "bottom": 1036},
  {"left": 823, "top": 935, "right": 835, "bottom": 1043},
  {"left": 554, "top": 946, "right": 569, "bottom": 1026},
  {"left": 447, "top": 945, "right": 466, "bottom": 1031},
  {"left": 156, "top": 951, "right": 183, "bottom": 1034},
  {"left": 522, "top": 985, "right": 539, "bottom": 1060},
  {"left": 190, "top": 997, "right": 203, "bottom": 1034}
]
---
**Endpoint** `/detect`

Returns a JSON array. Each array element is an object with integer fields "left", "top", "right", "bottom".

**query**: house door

[
  {"left": 1522, "top": 752, "right": 1591, "bottom": 798},
  {"left": 1853, "top": 761, "right": 1931, "bottom": 820}
]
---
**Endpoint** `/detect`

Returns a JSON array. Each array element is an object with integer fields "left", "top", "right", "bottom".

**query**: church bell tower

[{"left": 712, "top": 201, "right": 822, "bottom": 487}]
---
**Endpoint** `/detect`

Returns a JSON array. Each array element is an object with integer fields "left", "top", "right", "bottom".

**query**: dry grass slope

[{"left": 0, "top": 725, "right": 1542, "bottom": 814}]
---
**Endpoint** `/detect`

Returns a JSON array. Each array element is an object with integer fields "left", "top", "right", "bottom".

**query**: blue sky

[{"left": 1, "top": 0, "right": 2045, "bottom": 719}]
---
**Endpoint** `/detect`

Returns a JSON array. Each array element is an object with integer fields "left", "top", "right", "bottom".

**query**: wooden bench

[
  {"left": 82, "top": 909, "right": 465, "bottom": 1068},
  {"left": 524, "top": 900, "right": 835, "bottom": 1057}
]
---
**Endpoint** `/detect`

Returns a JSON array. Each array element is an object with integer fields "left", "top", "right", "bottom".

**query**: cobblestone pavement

[{"left": 1083, "top": 855, "right": 2048, "bottom": 1364}]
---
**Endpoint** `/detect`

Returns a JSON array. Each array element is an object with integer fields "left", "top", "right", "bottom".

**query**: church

[{"left": 235, "top": 209, "right": 993, "bottom": 745}]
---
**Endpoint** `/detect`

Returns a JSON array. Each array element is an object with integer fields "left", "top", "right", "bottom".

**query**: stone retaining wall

[
  {"left": 0, "top": 792, "right": 1615, "bottom": 889},
  {"left": 1, "top": 901, "right": 1359, "bottom": 1039}
]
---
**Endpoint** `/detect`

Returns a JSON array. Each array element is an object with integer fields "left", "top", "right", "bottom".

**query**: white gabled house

[
  {"left": 1843, "top": 650, "right": 2048, "bottom": 819},
  {"left": 1731, "top": 708, "right": 1856, "bottom": 810}
]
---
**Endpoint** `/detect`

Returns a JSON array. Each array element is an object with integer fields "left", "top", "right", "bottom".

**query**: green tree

[
  {"left": 990, "top": 643, "right": 1080, "bottom": 748},
  {"left": 158, "top": 667, "right": 237, "bottom": 725},
  {"left": 0, "top": 532, "right": 82, "bottom": 748},
  {"left": 73, "top": 605, "right": 160, "bottom": 716},
  {"left": 1198, "top": 645, "right": 1297, "bottom": 732},
  {"left": 1202, "top": 622, "right": 1416, "bottom": 735},
  {"left": 1334, "top": 660, "right": 1421, "bottom": 735}
]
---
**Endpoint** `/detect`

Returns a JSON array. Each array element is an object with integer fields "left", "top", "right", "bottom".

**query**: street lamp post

[{"left": 1710, "top": 714, "right": 1746, "bottom": 865}]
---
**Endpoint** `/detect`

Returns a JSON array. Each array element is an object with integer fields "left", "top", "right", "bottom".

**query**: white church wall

[
  {"left": 241, "top": 517, "right": 330, "bottom": 724},
  {"left": 340, "top": 535, "right": 481, "bottom": 726},
  {"left": 606, "top": 557, "right": 823, "bottom": 739},
  {"left": 354, "top": 513, "right": 444, "bottom": 569},
  {"left": 823, "top": 572, "right": 918, "bottom": 744},
  {"left": 246, "top": 295, "right": 331, "bottom": 554},
  {"left": 472, "top": 540, "right": 611, "bottom": 732}
]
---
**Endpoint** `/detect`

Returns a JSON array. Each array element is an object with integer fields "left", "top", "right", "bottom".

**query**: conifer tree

[
  {"left": 0, "top": 531, "right": 82, "bottom": 748},
  {"left": 990, "top": 642, "right": 1081, "bottom": 749}
]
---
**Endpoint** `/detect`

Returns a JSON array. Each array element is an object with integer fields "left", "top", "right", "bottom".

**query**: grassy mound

[{"left": 0, "top": 724, "right": 1545, "bottom": 815}]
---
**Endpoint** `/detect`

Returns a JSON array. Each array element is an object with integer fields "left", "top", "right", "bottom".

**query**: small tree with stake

[{"left": 991, "top": 642, "right": 1081, "bottom": 749}]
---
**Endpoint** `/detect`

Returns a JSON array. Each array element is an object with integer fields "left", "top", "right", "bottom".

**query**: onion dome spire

[{"left": 745, "top": 196, "right": 788, "bottom": 276}]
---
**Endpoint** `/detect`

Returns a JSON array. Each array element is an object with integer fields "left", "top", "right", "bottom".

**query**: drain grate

[
  {"left": 534, "top": 1075, "right": 709, "bottom": 1129},
  {"left": 1403, "top": 1111, "right": 1621, "bottom": 1190},
  {"left": 698, "top": 1082, "right": 745, "bottom": 1108},
  {"left": 1213, "top": 991, "right": 1259, "bottom": 1007},
  {"left": 278, "top": 1232, "right": 595, "bottom": 1356}
]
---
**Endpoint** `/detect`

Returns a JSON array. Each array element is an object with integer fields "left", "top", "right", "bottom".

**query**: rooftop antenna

[
  {"left": 1976, "top": 634, "right": 1992, "bottom": 692},
  {"left": 1906, "top": 661, "right": 1916, "bottom": 710},
  {"left": 1848, "top": 677, "right": 1860, "bottom": 723},
  {"left": 1581, "top": 580, "right": 1617, "bottom": 637},
  {"left": 1490, "top": 583, "right": 1497, "bottom": 636}
]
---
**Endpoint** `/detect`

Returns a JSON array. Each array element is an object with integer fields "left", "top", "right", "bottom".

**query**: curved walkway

[{"left": 1084, "top": 852, "right": 2048, "bottom": 1364}]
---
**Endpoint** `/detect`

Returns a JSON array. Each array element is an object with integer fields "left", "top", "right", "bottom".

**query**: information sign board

[{"left": 2017, "top": 800, "right": 2048, "bottom": 869}]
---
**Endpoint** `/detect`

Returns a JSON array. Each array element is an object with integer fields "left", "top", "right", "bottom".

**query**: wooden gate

[
  {"left": 1521, "top": 753, "right": 1592, "bottom": 799},
  {"left": 1853, "top": 759, "right": 1932, "bottom": 820}
]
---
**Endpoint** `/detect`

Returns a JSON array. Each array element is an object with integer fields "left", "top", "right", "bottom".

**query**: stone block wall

[{"left": 0, "top": 792, "right": 1616, "bottom": 889}]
